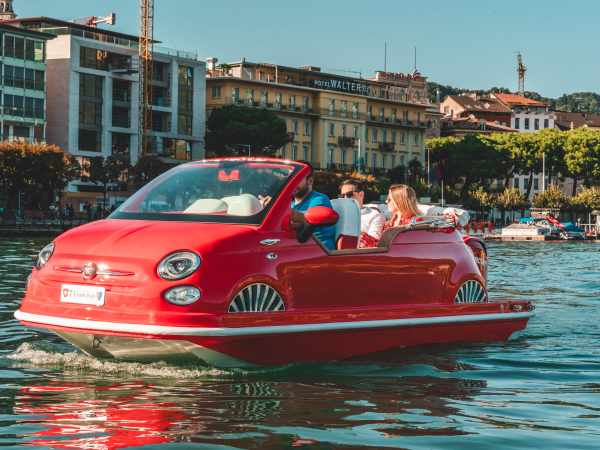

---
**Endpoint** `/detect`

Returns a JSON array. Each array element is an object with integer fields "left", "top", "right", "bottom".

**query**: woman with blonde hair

[{"left": 385, "top": 184, "right": 421, "bottom": 227}]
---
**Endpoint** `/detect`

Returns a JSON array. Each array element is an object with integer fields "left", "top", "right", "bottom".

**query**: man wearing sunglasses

[{"left": 339, "top": 179, "right": 386, "bottom": 248}]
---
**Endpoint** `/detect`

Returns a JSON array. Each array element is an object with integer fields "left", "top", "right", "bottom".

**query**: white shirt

[
  {"left": 417, "top": 204, "right": 470, "bottom": 227},
  {"left": 361, "top": 206, "right": 386, "bottom": 240}
]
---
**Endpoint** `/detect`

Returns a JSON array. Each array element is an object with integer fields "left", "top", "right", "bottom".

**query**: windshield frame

[{"left": 109, "top": 159, "right": 303, "bottom": 225}]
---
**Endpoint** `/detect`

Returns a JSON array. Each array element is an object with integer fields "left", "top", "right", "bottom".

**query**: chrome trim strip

[
  {"left": 260, "top": 239, "right": 281, "bottom": 246},
  {"left": 15, "top": 310, "right": 535, "bottom": 338},
  {"left": 54, "top": 266, "right": 134, "bottom": 277}
]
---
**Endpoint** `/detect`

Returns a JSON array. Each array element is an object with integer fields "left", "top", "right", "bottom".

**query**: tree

[
  {"left": 465, "top": 185, "right": 497, "bottom": 216},
  {"left": 131, "top": 154, "right": 172, "bottom": 188},
  {"left": 532, "top": 185, "right": 569, "bottom": 210},
  {"left": 86, "top": 156, "right": 131, "bottom": 209},
  {"left": 0, "top": 142, "right": 79, "bottom": 214},
  {"left": 563, "top": 128, "right": 600, "bottom": 194},
  {"left": 497, "top": 187, "right": 527, "bottom": 223},
  {"left": 571, "top": 187, "right": 600, "bottom": 211},
  {"left": 205, "top": 105, "right": 290, "bottom": 157}
]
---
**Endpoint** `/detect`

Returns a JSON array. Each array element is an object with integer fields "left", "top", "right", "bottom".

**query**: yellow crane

[{"left": 139, "top": 0, "right": 154, "bottom": 155}]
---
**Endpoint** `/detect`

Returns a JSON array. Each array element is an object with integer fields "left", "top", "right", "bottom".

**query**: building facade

[
  {"left": 492, "top": 93, "right": 555, "bottom": 132},
  {"left": 7, "top": 17, "right": 206, "bottom": 208},
  {"left": 440, "top": 94, "right": 512, "bottom": 127},
  {"left": 206, "top": 59, "right": 430, "bottom": 172},
  {"left": 0, "top": 23, "right": 51, "bottom": 143}
]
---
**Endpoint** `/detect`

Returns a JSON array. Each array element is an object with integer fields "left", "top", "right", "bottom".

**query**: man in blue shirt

[{"left": 291, "top": 164, "right": 336, "bottom": 250}]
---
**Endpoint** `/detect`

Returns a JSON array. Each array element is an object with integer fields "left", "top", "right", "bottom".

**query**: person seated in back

[
  {"left": 339, "top": 179, "right": 386, "bottom": 248},
  {"left": 291, "top": 162, "right": 336, "bottom": 250},
  {"left": 385, "top": 184, "right": 422, "bottom": 228}
]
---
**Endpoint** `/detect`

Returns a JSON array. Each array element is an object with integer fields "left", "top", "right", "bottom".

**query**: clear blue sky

[{"left": 18, "top": 0, "right": 599, "bottom": 98}]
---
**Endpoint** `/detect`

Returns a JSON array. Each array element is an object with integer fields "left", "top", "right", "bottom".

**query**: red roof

[{"left": 494, "top": 93, "right": 547, "bottom": 108}]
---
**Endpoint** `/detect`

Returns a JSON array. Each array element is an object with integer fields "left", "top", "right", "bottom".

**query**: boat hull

[{"left": 15, "top": 304, "right": 534, "bottom": 367}]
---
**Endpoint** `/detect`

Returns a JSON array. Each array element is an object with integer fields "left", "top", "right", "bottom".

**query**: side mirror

[
  {"left": 295, "top": 206, "right": 338, "bottom": 244},
  {"left": 304, "top": 206, "right": 339, "bottom": 227}
]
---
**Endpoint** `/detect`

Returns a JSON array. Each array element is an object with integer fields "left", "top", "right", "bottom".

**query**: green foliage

[
  {"left": 554, "top": 92, "right": 600, "bottom": 113},
  {"left": 571, "top": 187, "right": 600, "bottom": 211},
  {"left": 206, "top": 105, "right": 290, "bottom": 157},
  {"left": 563, "top": 128, "right": 600, "bottom": 182},
  {"left": 496, "top": 188, "right": 527, "bottom": 211},
  {"left": 532, "top": 185, "right": 569, "bottom": 209},
  {"left": 131, "top": 154, "right": 173, "bottom": 188},
  {"left": 0, "top": 142, "right": 79, "bottom": 212},
  {"left": 465, "top": 185, "right": 498, "bottom": 212},
  {"left": 313, "top": 170, "right": 382, "bottom": 202}
]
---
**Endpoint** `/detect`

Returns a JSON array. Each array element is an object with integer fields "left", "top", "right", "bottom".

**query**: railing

[
  {"left": 225, "top": 98, "right": 318, "bottom": 115},
  {"left": 379, "top": 142, "right": 395, "bottom": 152},
  {"left": 338, "top": 137, "right": 356, "bottom": 147}
]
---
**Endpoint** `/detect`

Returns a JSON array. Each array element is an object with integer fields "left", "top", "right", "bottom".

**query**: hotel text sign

[{"left": 310, "top": 78, "right": 370, "bottom": 96}]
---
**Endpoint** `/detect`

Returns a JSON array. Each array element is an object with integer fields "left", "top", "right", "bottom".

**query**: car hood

[{"left": 54, "top": 219, "right": 257, "bottom": 259}]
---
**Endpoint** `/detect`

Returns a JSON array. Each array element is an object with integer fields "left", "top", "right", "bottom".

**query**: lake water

[{"left": 1, "top": 237, "right": 599, "bottom": 449}]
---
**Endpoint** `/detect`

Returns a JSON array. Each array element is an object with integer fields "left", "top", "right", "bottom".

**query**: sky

[{"left": 16, "top": 0, "right": 600, "bottom": 98}]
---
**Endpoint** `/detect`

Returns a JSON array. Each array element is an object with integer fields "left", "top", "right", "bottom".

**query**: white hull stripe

[{"left": 15, "top": 310, "right": 534, "bottom": 337}]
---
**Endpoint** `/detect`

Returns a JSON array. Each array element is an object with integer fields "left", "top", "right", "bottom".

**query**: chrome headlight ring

[
  {"left": 157, "top": 251, "right": 201, "bottom": 281},
  {"left": 35, "top": 243, "right": 55, "bottom": 270}
]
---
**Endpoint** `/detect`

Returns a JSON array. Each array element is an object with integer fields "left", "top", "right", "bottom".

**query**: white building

[
  {"left": 492, "top": 93, "right": 556, "bottom": 200},
  {"left": 6, "top": 17, "right": 206, "bottom": 207}
]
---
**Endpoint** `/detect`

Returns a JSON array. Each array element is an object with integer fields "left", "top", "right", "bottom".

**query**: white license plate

[{"left": 60, "top": 284, "right": 105, "bottom": 307}]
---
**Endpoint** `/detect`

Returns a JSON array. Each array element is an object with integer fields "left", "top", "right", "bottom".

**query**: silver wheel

[
  {"left": 228, "top": 283, "right": 285, "bottom": 313},
  {"left": 455, "top": 280, "right": 487, "bottom": 304}
]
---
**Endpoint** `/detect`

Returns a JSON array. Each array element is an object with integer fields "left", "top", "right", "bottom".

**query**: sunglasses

[{"left": 340, "top": 191, "right": 358, "bottom": 198}]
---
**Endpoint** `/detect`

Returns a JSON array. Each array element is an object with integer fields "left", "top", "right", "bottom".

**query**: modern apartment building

[
  {"left": 206, "top": 59, "right": 430, "bottom": 172},
  {"left": 5, "top": 17, "right": 206, "bottom": 208},
  {"left": 0, "top": 23, "right": 51, "bottom": 143}
]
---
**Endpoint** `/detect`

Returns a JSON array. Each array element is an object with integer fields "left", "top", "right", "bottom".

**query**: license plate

[{"left": 60, "top": 284, "right": 105, "bottom": 307}]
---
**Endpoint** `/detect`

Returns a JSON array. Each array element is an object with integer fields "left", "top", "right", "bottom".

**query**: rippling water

[{"left": 1, "top": 237, "right": 599, "bottom": 449}]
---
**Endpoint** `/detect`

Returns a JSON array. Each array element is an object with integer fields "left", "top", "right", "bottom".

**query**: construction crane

[
  {"left": 517, "top": 52, "right": 526, "bottom": 96},
  {"left": 72, "top": 13, "right": 116, "bottom": 27},
  {"left": 139, "top": 0, "right": 154, "bottom": 156}
]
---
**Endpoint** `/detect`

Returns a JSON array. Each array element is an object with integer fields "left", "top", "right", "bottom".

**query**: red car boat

[{"left": 15, "top": 158, "right": 534, "bottom": 368}]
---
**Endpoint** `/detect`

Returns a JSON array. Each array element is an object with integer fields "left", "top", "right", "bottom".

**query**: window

[
  {"left": 80, "top": 46, "right": 130, "bottom": 71},
  {"left": 24, "top": 97, "right": 34, "bottom": 117},
  {"left": 379, "top": 107, "right": 385, "bottom": 121},
  {"left": 352, "top": 102, "right": 359, "bottom": 119},
  {"left": 341, "top": 149, "right": 347, "bottom": 164},
  {"left": 403, "top": 110, "right": 409, "bottom": 121},
  {"left": 524, "top": 118, "right": 530, "bottom": 130},
  {"left": 293, "top": 120, "right": 299, "bottom": 134},
  {"left": 342, "top": 124, "right": 347, "bottom": 137},
  {"left": 534, "top": 118, "right": 539, "bottom": 130},
  {"left": 112, "top": 133, "right": 131, "bottom": 160},
  {"left": 371, "top": 152, "right": 377, "bottom": 168},
  {"left": 302, "top": 96, "right": 309, "bottom": 110},
  {"left": 303, "top": 144, "right": 309, "bottom": 160},
  {"left": 400, "top": 154, "right": 406, "bottom": 165},
  {"left": 544, "top": 118, "right": 549, "bottom": 128},
  {"left": 34, "top": 98, "right": 44, "bottom": 119},
  {"left": 112, "top": 105, "right": 130, "bottom": 128},
  {"left": 3, "top": 35, "right": 14, "bottom": 58},
  {"left": 372, "top": 128, "right": 377, "bottom": 143},
  {"left": 246, "top": 88, "right": 254, "bottom": 104},
  {"left": 513, "top": 178, "right": 520, "bottom": 189},
  {"left": 353, "top": 126, "right": 358, "bottom": 138},
  {"left": 401, "top": 131, "right": 406, "bottom": 144},
  {"left": 25, "top": 39, "right": 35, "bottom": 61},
  {"left": 533, "top": 178, "right": 539, "bottom": 190},
  {"left": 515, "top": 117, "right": 520, "bottom": 129},
  {"left": 33, "top": 70, "right": 44, "bottom": 90},
  {"left": 275, "top": 92, "right": 282, "bottom": 107},
  {"left": 34, "top": 41, "right": 45, "bottom": 62},
  {"left": 211, "top": 86, "right": 222, "bottom": 98},
  {"left": 382, "top": 129, "right": 387, "bottom": 143},
  {"left": 341, "top": 101, "right": 348, "bottom": 117},
  {"left": 414, "top": 132, "right": 420, "bottom": 145},
  {"left": 327, "top": 145, "right": 335, "bottom": 166},
  {"left": 391, "top": 109, "right": 397, "bottom": 122},
  {"left": 4, "top": 94, "right": 23, "bottom": 116},
  {"left": 329, "top": 99, "right": 335, "bottom": 116},
  {"left": 260, "top": 89, "right": 268, "bottom": 105},
  {"left": 328, "top": 122, "right": 335, "bottom": 137},
  {"left": 353, "top": 150, "right": 358, "bottom": 165},
  {"left": 79, "top": 129, "right": 101, "bottom": 152},
  {"left": 368, "top": 105, "right": 373, "bottom": 120},
  {"left": 391, "top": 154, "right": 396, "bottom": 167},
  {"left": 524, "top": 179, "right": 529, "bottom": 191},
  {"left": 79, "top": 73, "right": 103, "bottom": 152},
  {"left": 233, "top": 87, "right": 240, "bottom": 102},
  {"left": 178, "top": 66, "right": 194, "bottom": 135},
  {"left": 290, "top": 95, "right": 296, "bottom": 109},
  {"left": 304, "top": 121, "right": 310, "bottom": 136},
  {"left": 291, "top": 144, "right": 298, "bottom": 160},
  {"left": 14, "top": 37, "right": 24, "bottom": 59},
  {"left": 392, "top": 130, "right": 397, "bottom": 142}
]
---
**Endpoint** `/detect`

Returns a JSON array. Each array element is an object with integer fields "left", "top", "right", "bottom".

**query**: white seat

[
  {"left": 222, "top": 194, "right": 263, "bottom": 216},
  {"left": 184, "top": 199, "right": 228, "bottom": 214},
  {"left": 330, "top": 198, "right": 360, "bottom": 249}
]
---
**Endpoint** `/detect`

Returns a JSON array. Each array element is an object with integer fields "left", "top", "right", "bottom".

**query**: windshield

[{"left": 111, "top": 160, "right": 299, "bottom": 224}]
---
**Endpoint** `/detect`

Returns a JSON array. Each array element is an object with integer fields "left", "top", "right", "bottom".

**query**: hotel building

[{"left": 206, "top": 59, "right": 430, "bottom": 172}]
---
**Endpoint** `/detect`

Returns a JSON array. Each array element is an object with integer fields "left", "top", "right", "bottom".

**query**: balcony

[
  {"left": 338, "top": 136, "right": 357, "bottom": 147},
  {"left": 379, "top": 142, "right": 395, "bottom": 152}
]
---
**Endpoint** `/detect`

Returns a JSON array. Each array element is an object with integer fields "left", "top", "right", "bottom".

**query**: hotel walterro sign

[{"left": 310, "top": 77, "right": 371, "bottom": 96}]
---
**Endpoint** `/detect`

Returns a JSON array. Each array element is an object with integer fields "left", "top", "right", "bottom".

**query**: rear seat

[{"left": 330, "top": 198, "right": 360, "bottom": 249}]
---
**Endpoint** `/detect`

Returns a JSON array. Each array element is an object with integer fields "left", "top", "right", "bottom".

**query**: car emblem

[{"left": 82, "top": 262, "right": 98, "bottom": 280}]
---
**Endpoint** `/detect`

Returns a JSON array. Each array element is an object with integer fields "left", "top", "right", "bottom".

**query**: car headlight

[
  {"left": 157, "top": 251, "right": 201, "bottom": 280},
  {"left": 164, "top": 286, "right": 201, "bottom": 306},
  {"left": 36, "top": 243, "right": 55, "bottom": 270}
]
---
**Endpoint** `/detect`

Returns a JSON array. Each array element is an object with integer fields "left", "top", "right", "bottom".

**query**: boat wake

[{"left": 6, "top": 342, "right": 238, "bottom": 379}]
